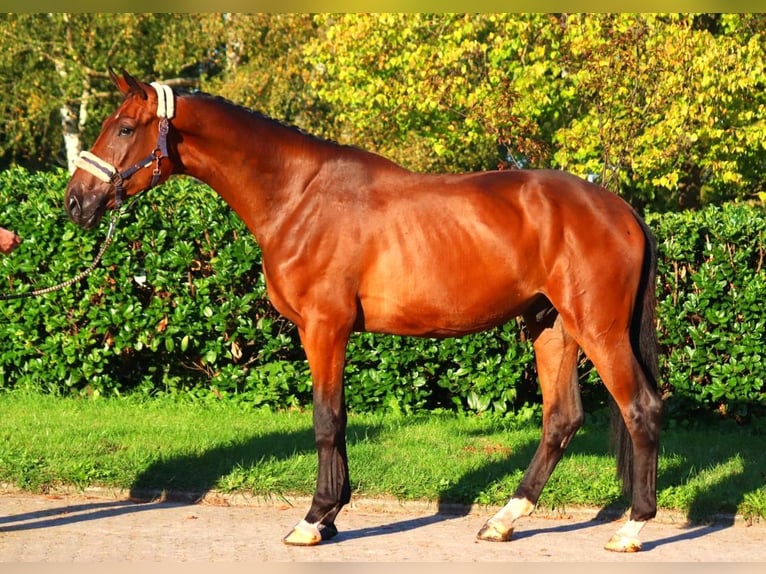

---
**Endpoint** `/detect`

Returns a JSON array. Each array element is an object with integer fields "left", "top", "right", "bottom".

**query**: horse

[{"left": 65, "top": 70, "right": 662, "bottom": 553}]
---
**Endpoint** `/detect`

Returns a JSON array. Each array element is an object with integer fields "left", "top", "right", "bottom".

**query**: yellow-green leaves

[{"left": 0, "top": 14, "right": 763, "bottom": 210}]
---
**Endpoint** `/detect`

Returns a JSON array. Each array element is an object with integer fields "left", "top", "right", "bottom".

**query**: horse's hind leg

[
  {"left": 586, "top": 340, "right": 662, "bottom": 553},
  {"left": 477, "top": 309, "right": 583, "bottom": 542}
]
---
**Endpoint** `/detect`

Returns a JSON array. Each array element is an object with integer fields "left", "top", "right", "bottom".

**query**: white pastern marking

[
  {"left": 491, "top": 497, "right": 535, "bottom": 526},
  {"left": 615, "top": 519, "right": 646, "bottom": 539}
]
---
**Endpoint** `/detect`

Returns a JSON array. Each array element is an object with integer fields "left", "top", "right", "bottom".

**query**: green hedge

[
  {"left": 0, "top": 167, "right": 764, "bottom": 419},
  {"left": 648, "top": 206, "right": 766, "bottom": 420}
]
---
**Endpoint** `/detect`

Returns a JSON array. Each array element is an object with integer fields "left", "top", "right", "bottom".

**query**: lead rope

[
  {"left": 0, "top": 208, "right": 122, "bottom": 301},
  {"left": 0, "top": 200, "right": 133, "bottom": 301}
]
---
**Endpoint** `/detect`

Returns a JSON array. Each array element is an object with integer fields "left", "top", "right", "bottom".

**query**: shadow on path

[
  {"left": 0, "top": 498, "right": 185, "bottom": 533},
  {"left": 4, "top": 409, "right": 759, "bottom": 552}
]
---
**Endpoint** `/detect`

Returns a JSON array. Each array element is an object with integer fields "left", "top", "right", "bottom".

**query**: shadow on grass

[
  {"left": 128, "top": 425, "right": 316, "bottom": 500},
  {"left": 123, "top": 409, "right": 765, "bottom": 532},
  {"left": 128, "top": 417, "right": 410, "bottom": 502},
  {"left": 122, "top": 413, "right": 616, "bottom": 538},
  {"left": 430, "top": 415, "right": 766, "bottom": 528},
  {"left": 2, "top": 409, "right": 762, "bottom": 550},
  {"left": 654, "top": 421, "right": 766, "bottom": 526}
]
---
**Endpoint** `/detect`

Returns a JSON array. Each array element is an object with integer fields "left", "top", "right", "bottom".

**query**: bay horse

[{"left": 65, "top": 70, "right": 662, "bottom": 553}]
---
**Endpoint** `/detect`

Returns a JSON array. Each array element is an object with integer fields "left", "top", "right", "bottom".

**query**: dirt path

[{"left": 1, "top": 489, "right": 764, "bottom": 562}]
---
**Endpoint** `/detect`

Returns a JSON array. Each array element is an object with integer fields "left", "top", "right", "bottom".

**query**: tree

[
  {"left": 302, "top": 14, "right": 553, "bottom": 174},
  {"left": 302, "top": 13, "right": 765, "bottom": 210},
  {"left": 0, "top": 14, "right": 219, "bottom": 172},
  {"left": 198, "top": 14, "right": 320, "bottom": 127},
  {"left": 553, "top": 13, "right": 766, "bottom": 209},
  {"left": 1, "top": 14, "right": 762, "bottom": 211}
]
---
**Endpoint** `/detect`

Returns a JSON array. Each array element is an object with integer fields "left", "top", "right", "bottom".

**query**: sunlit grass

[{"left": 1, "top": 390, "right": 764, "bottom": 523}]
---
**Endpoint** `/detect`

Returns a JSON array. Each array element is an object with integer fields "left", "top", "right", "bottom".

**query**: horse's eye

[{"left": 118, "top": 126, "right": 134, "bottom": 137}]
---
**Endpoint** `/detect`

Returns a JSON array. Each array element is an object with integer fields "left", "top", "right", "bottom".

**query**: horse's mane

[{"left": 177, "top": 88, "right": 350, "bottom": 150}]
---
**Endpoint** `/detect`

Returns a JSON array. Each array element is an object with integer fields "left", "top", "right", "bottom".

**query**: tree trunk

[
  {"left": 223, "top": 13, "right": 242, "bottom": 73},
  {"left": 59, "top": 101, "right": 80, "bottom": 174},
  {"left": 53, "top": 57, "right": 87, "bottom": 174}
]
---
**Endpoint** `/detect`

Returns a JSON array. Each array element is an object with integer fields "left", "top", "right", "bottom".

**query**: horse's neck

[{"left": 174, "top": 95, "right": 327, "bottom": 246}]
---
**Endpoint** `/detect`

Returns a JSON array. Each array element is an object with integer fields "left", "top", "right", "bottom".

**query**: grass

[{"left": 1, "top": 390, "right": 764, "bottom": 523}]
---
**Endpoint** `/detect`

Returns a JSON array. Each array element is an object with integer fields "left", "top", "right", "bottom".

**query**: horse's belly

[
  {"left": 357, "top": 271, "right": 532, "bottom": 337},
  {"left": 354, "top": 197, "right": 542, "bottom": 336}
]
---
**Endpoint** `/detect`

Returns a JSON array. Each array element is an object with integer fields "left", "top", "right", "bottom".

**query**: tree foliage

[
  {"left": 0, "top": 13, "right": 763, "bottom": 210},
  {"left": 200, "top": 14, "right": 320, "bottom": 127},
  {"left": 0, "top": 14, "right": 217, "bottom": 170},
  {"left": 303, "top": 14, "right": 545, "bottom": 173},
  {"left": 554, "top": 14, "right": 766, "bottom": 209},
  {"left": 303, "top": 13, "right": 765, "bottom": 210}
]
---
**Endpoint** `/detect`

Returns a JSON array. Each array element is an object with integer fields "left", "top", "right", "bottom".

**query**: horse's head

[{"left": 65, "top": 69, "right": 178, "bottom": 229}]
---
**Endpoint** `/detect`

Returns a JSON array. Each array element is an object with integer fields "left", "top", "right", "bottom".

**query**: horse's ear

[{"left": 110, "top": 68, "right": 148, "bottom": 100}]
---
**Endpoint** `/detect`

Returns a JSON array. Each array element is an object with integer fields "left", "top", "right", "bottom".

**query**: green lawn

[{"left": 1, "top": 391, "right": 764, "bottom": 523}]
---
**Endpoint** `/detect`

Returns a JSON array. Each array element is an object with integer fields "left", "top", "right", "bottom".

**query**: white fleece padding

[
  {"left": 75, "top": 151, "right": 116, "bottom": 182},
  {"left": 150, "top": 82, "right": 175, "bottom": 119}
]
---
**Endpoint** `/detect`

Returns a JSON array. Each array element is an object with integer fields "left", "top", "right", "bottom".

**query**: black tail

[{"left": 612, "top": 215, "right": 661, "bottom": 496}]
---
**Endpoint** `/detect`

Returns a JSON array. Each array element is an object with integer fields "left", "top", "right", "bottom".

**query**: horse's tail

[{"left": 612, "top": 214, "right": 661, "bottom": 496}]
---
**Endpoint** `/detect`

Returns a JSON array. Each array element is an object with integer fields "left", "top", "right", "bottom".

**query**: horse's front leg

[{"left": 283, "top": 319, "right": 352, "bottom": 546}]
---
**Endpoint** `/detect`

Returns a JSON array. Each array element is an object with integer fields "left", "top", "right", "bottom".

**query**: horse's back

[{"left": 349, "top": 168, "right": 648, "bottom": 337}]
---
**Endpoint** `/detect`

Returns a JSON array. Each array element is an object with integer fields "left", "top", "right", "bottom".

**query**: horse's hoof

[
  {"left": 283, "top": 520, "right": 322, "bottom": 546},
  {"left": 476, "top": 520, "right": 514, "bottom": 542},
  {"left": 282, "top": 520, "right": 339, "bottom": 546},
  {"left": 604, "top": 534, "right": 642, "bottom": 553}
]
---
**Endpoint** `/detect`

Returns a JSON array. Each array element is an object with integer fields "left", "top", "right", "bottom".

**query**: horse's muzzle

[{"left": 65, "top": 184, "right": 108, "bottom": 230}]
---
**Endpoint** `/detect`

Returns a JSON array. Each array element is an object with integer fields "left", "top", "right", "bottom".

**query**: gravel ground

[{"left": 1, "top": 488, "right": 765, "bottom": 563}]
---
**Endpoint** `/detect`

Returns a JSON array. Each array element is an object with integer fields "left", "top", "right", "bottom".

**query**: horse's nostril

[{"left": 67, "top": 194, "right": 81, "bottom": 217}]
